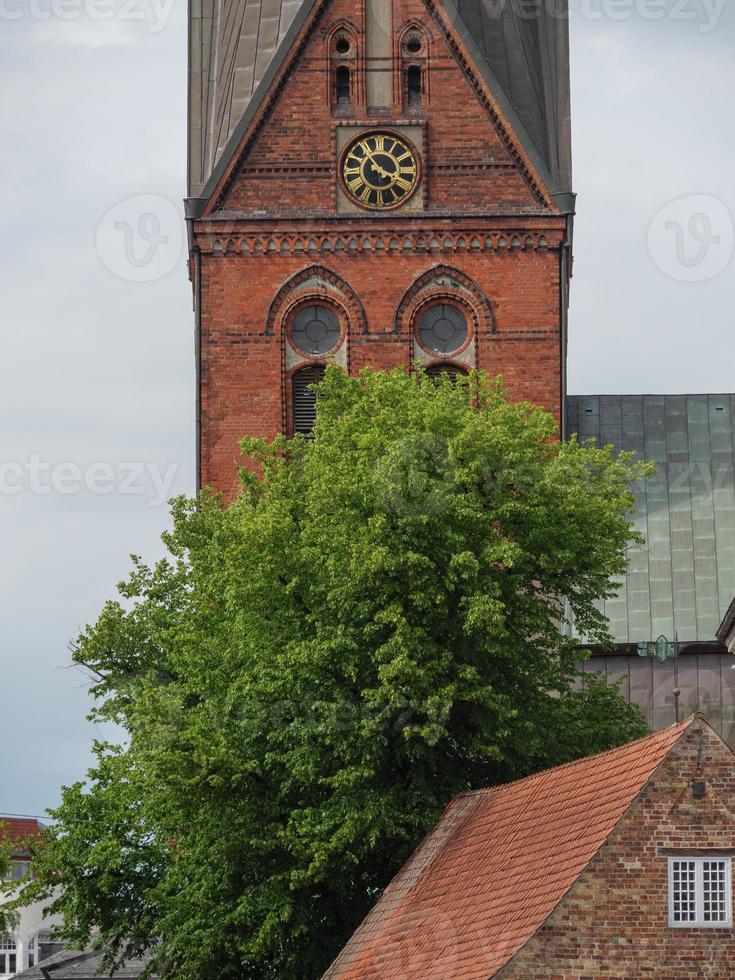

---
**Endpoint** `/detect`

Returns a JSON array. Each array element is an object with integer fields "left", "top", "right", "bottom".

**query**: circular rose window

[
  {"left": 418, "top": 304, "right": 468, "bottom": 354},
  {"left": 291, "top": 305, "right": 341, "bottom": 355}
]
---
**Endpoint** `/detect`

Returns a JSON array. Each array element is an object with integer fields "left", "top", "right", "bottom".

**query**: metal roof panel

[{"left": 569, "top": 394, "right": 735, "bottom": 644}]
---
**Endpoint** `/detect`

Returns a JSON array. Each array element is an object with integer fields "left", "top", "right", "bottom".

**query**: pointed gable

[
  {"left": 188, "top": 0, "right": 573, "bottom": 204},
  {"left": 323, "top": 719, "right": 698, "bottom": 979}
]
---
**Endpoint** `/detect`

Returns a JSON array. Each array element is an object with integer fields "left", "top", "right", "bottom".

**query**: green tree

[
  {"left": 17, "top": 368, "right": 648, "bottom": 978},
  {"left": 0, "top": 830, "right": 19, "bottom": 937}
]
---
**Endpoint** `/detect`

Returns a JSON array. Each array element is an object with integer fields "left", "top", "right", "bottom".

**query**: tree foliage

[
  {"left": 17, "top": 369, "right": 649, "bottom": 977},
  {"left": 0, "top": 830, "right": 20, "bottom": 937}
]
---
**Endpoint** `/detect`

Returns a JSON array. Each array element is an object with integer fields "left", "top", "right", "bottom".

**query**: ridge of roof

[
  {"left": 323, "top": 715, "right": 706, "bottom": 979},
  {"left": 453, "top": 714, "right": 698, "bottom": 803}
]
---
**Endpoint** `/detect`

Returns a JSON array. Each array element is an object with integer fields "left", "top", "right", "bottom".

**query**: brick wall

[
  {"left": 498, "top": 724, "right": 735, "bottom": 978},
  {"left": 193, "top": 0, "right": 568, "bottom": 497}
]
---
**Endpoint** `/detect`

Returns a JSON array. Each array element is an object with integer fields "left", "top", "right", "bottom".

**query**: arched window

[
  {"left": 401, "top": 28, "right": 427, "bottom": 110},
  {"left": 28, "top": 931, "right": 65, "bottom": 968},
  {"left": 330, "top": 29, "right": 357, "bottom": 111},
  {"left": 292, "top": 365, "right": 326, "bottom": 436},
  {"left": 0, "top": 938, "right": 17, "bottom": 975}
]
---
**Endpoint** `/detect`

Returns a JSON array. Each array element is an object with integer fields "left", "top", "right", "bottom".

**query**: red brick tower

[{"left": 187, "top": 0, "right": 574, "bottom": 496}]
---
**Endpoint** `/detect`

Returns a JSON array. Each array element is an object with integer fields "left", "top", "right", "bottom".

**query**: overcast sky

[{"left": 1, "top": 1, "right": 733, "bottom": 818}]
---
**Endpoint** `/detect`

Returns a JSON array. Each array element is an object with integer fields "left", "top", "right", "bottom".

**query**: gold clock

[{"left": 341, "top": 132, "right": 419, "bottom": 211}]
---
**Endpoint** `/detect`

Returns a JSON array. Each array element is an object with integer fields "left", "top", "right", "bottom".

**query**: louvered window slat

[
  {"left": 292, "top": 366, "right": 326, "bottom": 435},
  {"left": 425, "top": 363, "right": 467, "bottom": 383}
]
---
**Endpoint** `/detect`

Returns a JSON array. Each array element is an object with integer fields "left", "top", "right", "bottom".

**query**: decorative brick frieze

[{"left": 205, "top": 230, "right": 556, "bottom": 257}]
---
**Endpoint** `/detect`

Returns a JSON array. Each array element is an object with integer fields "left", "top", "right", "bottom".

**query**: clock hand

[{"left": 363, "top": 150, "right": 393, "bottom": 181}]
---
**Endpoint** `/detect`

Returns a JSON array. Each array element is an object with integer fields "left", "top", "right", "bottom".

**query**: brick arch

[
  {"left": 397, "top": 19, "right": 435, "bottom": 45},
  {"left": 324, "top": 16, "right": 361, "bottom": 45},
  {"left": 393, "top": 265, "right": 494, "bottom": 335},
  {"left": 265, "top": 265, "right": 367, "bottom": 335}
]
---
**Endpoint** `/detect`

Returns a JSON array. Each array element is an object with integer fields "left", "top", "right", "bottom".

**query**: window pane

[
  {"left": 419, "top": 305, "right": 468, "bottom": 354},
  {"left": 671, "top": 860, "right": 697, "bottom": 923},
  {"left": 0, "top": 939, "right": 17, "bottom": 976},
  {"left": 703, "top": 860, "right": 728, "bottom": 923},
  {"left": 291, "top": 306, "right": 340, "bottom": 356},
  {"left": 335, "top": 67, "right": 350, "bottom": 103},
  {"left": 407, "top": 66, "right": 422, "bottom": 104},
  {"left": 8, "top": 861, "right": 29, "bottom": 880}
]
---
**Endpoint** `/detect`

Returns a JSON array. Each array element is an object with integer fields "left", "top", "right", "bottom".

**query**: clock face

[{"left": 342, "top": 132, "right": 419, "bottom": 211}]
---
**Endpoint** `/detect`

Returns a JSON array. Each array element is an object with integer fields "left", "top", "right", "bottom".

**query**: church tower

[{"left": 187, "top": 0, "right": 574, "bottom": 496}]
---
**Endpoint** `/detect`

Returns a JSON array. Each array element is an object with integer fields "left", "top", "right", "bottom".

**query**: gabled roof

[
  {"left": 0, "top": 817, "right": 43, "bottom": 856},
  {"left": 323, "top": 718, "right": 697, "bottom": 979},
  {"left": 568, "top": 395, "right": 735, "bottom": 646},
  {"left": 188, "top": 0, "right": 573, "bottom": 207}
]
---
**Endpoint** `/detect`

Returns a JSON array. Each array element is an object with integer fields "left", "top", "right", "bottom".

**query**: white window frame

[
  {"left": 0, "top": 936, "right": 18, "bottom": 976},
  {"left": 668, "top": 856, "right": 733, "bottom": 928},
  {"left": 28, "top": 931, "right": 65, "bottom": 968}
]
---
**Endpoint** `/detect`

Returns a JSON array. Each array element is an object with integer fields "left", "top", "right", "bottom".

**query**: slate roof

[
  {"left": 188, "top": 0, "right": 573, "bottom": 203},
  {"left": 188, "top": 0, "right": 304, "bottom": 197},
  {"left": 323, "top": 717, "right": 696, "bottom": 979},
  {"left": 450, "top": 0, "right": 572, "bottom": 196},
  {"left": 14, "top": 949, "right": 156, "bottom": 979},
  {"left": 568, "top": 395, "right": 735, "bottom": 646}
]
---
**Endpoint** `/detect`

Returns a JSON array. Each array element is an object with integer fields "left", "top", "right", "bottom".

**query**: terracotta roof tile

[
  {"left": 0, "top": 817, "right": 43, "bottom": 857},
  {"left": 324, "top": 718, "right": 696, "bottom": 979}
]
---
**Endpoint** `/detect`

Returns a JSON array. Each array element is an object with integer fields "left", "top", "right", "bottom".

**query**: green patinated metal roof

[{"left": 568, "top": 395, "right": 735, "bottom": 645}]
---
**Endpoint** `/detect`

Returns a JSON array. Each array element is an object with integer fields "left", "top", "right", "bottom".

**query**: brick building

[
  {"left": 323, "top": 715, "right": 735, "bottom": 978},
  {"left": 185, "top": 2, "right": 735, "bottom": 744},
  {"left": 186, "top": 0, "right": 574, "bottom": 494}
]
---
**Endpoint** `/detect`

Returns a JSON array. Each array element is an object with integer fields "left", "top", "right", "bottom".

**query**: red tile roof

[
  {"left": 0, "top": 817, "right": 43, "bottom": 857},
  {"left": 324, "top": 717, "right": 697, "bottom": 979}
]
